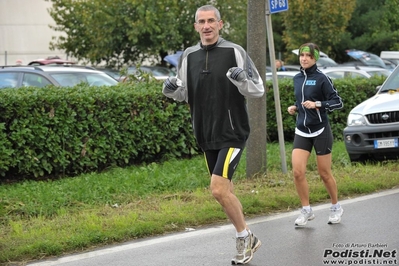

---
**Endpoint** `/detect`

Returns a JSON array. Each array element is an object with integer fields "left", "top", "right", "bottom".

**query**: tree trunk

[{"left": 246, "top": 0, "right": 267, "bottom": 177}]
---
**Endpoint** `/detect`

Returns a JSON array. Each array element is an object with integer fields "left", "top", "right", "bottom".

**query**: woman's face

[{"left": 299, "top": 52, "right": 316, "bottom": 69}]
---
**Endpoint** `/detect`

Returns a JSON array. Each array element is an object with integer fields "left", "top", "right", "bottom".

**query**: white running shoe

[
  {"left": 231, "top": 231, "right": 261, "bottom": 264},
  {"left": 328, "top": 206, "right": 344, "bottom": 224},
  {"left": 295, "top": 208, "right": 315, "bottom": 226}
]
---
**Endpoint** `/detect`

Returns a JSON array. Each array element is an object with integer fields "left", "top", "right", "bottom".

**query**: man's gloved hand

[
  {"left": 228, "top": 67, "right": 247, "bottom": 82},
  {"left": 164, "top": 77, "right": 179, "bottom": 92}
]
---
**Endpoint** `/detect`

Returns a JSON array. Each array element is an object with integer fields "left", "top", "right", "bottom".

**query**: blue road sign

[{"left": 269, "top": 0, "right": 289, "bottom": 14}]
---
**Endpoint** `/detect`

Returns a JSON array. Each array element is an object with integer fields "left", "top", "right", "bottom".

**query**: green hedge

[
  {"left": 0, "top": 76, "right": 386, "bottom": 179},
  {"left": 0, "top": 80, "right": 198, "bottom": 179}
]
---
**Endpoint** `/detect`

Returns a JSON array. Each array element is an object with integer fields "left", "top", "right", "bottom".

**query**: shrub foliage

[
  {"left": 0, "top": 76, "right": 386, "bottom": 179},
  {"left": 0, "top": 80, "right": 198, "bottom": 179}
]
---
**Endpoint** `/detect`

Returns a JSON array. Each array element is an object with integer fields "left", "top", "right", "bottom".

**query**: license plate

[{"left": 374, "top": 139, "right": 399, "bottom": 149}]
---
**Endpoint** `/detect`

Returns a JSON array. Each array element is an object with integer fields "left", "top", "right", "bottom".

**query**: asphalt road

[{"left": 28, "top": 188, "right": 399, "bottom": 266}]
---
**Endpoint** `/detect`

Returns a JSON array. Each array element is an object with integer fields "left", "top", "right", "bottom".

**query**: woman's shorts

[{"left": 293, "top": 124, "right": 333, "bottom": 155}]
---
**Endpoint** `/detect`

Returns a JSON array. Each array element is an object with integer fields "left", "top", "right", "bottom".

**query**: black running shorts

[
  {"left": 293, "top": 124, "right": 333, "bottom": 155},
  {"left": 204, "top": 148, "right": 243, "bottom": 180}
]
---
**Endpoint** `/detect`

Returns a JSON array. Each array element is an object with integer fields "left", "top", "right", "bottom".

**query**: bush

[
  {"left": 0, "top": 76, "right": 386, "bottom": 179},
  {"left": 0, "top": 80, "right": 198, "bottom": 179}
]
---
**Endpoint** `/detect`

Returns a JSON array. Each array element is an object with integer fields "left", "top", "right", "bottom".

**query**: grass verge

[{"left": 0, "top": 142, "right": 398, "bottom": 265}]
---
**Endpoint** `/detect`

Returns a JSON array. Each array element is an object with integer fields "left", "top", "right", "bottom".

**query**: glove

[
  {"left": 164, "top": 77, "right": 179, "bottom": 92},
  {"left": 228, "top": 67, "right": 247, "bottom": 82}
]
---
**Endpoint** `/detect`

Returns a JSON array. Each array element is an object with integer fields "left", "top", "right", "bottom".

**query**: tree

[
  {"left": 46, "top": 0, "right": 183, "bottom": 67},
  {"left": 246, "top": 0, "right": 266, "bottom": 177},
  {"left": 281, "top": 0, "right": 356, "bottom": 64},
  {"left": 269, "top": 13, "right": 286, "bottom": 63},
  {"left": 46, "top": 0, "right": 247, "bottom": 67},
  {"left": 343, "top": 0, "right": 399, "bottom": 59}
]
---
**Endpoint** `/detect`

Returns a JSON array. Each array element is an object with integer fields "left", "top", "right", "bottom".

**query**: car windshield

[
  {"left": 347, "top": 50, "right": 387, "bottom": 69},
  {"left": 127, "top": 66, "right": 175, "bottom": 77},
  {"left": 49, "top": 72, "right": 118, "bottom": 87},
  {"left": 325, "top": 71, "right": 366, "bottom": 79},
  {"left": 366, "top": 70, "right": 391, "bottom": 77},
  {"left": 361, "top": 54, "right": 386, "bottom": 68},
  {"left": 378, "top": 66, "right": 399, "bottom": 93},
  {"left": 317, "top": 57, "right": 338, "bottom": 67},
  {"left": 150, "top": 67, "right": 176, "bottom": 77}
]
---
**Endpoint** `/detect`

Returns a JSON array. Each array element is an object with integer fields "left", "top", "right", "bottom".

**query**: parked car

[
  {"left": 95, "top": 67, "right": 126, "bottom": 82},
  {"left": 283, "top": 65, "right": 301, "bottom": 71},
  {"left": 343, "top": 64, "right": 399, "bottom": 162},
  {"left": 380, "top": 51, "right": 399, "bottom": 69},
  {"left": 127, "top": 66, "right": 176, "bottom": 81},
  {"left": 381, "top": 59, "right": 397, "bottom": 70},
  {"left": 342, "top": 50, "right": 389, "bottom": 69},
  {"left": 265, "top": 71, "right": 298, "bottom": 81},
  {"left": 28, "top": 56, "right": 76, "bottom": 66},
  {"left": 321, "top": 66, "right": 391, "bottom": 79},
  {"left": 317, "top": 57, "right": 339, "bottom": 67},
  {"left": 164, "top": 51, "right": 183, "bottom": 68},
  {"left": 266, "top": 65, "right": 300, "bottom": 72},
  {"left": 0, "top": 65, "right": 119, "bottom": 88}
]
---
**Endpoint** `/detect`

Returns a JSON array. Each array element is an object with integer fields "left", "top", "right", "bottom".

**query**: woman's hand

[
  {"left": 287, "top": 105, "right": 297, "bottom": 115},
  {"left": 301, "top": 100, "right": 317, "bottom": 109}
]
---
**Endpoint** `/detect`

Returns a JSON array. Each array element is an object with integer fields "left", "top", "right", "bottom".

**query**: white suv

[{"left": 343, "top": 65, "right": 399, "bottom": 162}]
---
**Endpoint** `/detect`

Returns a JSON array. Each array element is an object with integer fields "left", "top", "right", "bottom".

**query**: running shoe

[
  {"left": 250, "top": 232, "right": 262, "bottom": 254},
  {"left": 295, "top": 208, "right": 315, "bottom": 226},
  {"left": 328, "top": 206, "right": 344, "bottom": 224},
  {"left": 231, "top": 231, "right": 261, "bottom": 265}
]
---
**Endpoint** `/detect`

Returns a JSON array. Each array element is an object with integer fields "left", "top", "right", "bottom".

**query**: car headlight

[{"left": 347, "top": 113, "right": 366, "bottom": 126}]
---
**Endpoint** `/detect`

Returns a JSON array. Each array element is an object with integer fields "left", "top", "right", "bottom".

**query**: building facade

[{"left": 0, "top": 0, "right": 69, "bottom": 65}]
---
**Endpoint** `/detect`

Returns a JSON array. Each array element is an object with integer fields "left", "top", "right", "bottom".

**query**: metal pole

[{"left": 265, "top": 1, "right": 287, "bottom": 173}]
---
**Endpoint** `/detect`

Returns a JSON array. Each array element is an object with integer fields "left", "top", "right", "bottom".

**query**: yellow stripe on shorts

[{"left": 222, "top": 148, "right": 235, "bottom": 178}]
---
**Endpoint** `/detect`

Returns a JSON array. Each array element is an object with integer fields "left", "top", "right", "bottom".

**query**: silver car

[
  {"left": 321, "top": 66, "right": 391, "bottom": 80},
  {"left": 343, "top": 64, "right": 399, "bottom": 162},
  {"left": 265, "top": 71, "right": 298, "bottom": 81},
  {"left": 0, "top": 66, "right": 119, "bottom": 88}
]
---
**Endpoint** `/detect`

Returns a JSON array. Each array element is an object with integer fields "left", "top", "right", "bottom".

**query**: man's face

[{"left": 194, "top": 10, "right": 223, "bottom": 45}]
